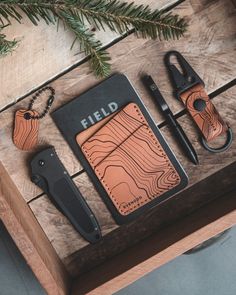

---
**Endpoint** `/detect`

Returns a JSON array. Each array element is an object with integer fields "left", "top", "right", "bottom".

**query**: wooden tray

[{"left": 0, "top": 0, "right": 236, "bottom": 294}]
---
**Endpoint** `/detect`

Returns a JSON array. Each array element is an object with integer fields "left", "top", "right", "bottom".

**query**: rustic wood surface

[
  {"left": 29, "top": 86, "right": 236, "bottom": 274},
  {"left": 29, "top": 173, "right": 118, "bottom": 260},
  {"left": 0, "top": 0, "right": 174, "bottom": 111},
  {"left": 0, "top": 162, "right": 70, "bottom": 295},
  {"left": 0, "top": 0, "right": 235, "bottom": 282},
  {"left": 0, "top": 0, "right": 235, "bottom": 203},
  {"left": 72, "top": 189, "right": 236, "bottom": 295},
  {"left": 70, "top": 162, "right": 236, "bottom": 279}
]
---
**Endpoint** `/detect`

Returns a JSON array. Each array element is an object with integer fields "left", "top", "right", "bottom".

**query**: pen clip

[{"left": 143, "top": 75, "right": 169, "bottom": 113}]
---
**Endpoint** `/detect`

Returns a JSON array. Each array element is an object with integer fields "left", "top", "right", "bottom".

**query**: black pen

[{"left": 143, "top": 75, "right": 199, "bottom": 165}]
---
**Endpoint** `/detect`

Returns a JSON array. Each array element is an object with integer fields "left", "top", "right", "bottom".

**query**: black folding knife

[{"left": 30, "top": 147, "right": 101, "bottom": 244}]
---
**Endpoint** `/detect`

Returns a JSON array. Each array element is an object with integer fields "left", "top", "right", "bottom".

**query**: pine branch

[
  {"left": 0, "top": 1, "right": 188, "bottom": 77},
  {"left": 59, "top": 10, "right": 111, "bottom": 77},
  {"left": 0, "top": 1, "right": 57, "bottom": 26},
  {"left": 60, "top": 0, "right": 188, "bottom": 40},
  {"left": 0, "top": 1, "right": 187, "bottom": 39},
  {"left": 0, "top": 26, "right": 18, "bottom": 56}
]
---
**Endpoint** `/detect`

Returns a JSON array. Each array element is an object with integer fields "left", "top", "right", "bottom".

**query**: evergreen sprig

[
  {"left": 59, "top": 10, "right": 111, "bottom": 77},
  {"left": 63, "top": 0, "right": 187, "bottom": 40},
  {"left": 0, "top": 26, "right": 18, "bottom": 56},
  {"left": 0, "top": 0, "right": 188, "bottom": 77}
]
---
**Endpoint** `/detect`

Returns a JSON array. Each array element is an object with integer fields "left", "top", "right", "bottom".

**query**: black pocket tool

[{"left": 30, "top": 147, "right": 101, "bottom": 243}]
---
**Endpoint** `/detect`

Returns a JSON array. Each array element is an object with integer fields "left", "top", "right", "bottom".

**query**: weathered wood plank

[
  {"left": 0, "top": 0, "right": 235, "bottom": 202},
  {"left": 29, "top": 84, "right": 236, "bottom": 275},
  {"left": 0, "top": 162, "right": 70, "bottom": 295},
  {"left": 69, "top": 162, "right": 236, "bottom": 279},
  {"left": 0, "top": 103, "right": 81, "bottom": 200},
  {"left": 29, "top": 173, "right": 118, "bottom": 261},
  {"left": 0, "top": 0, "right": 175, "bottom": 110},
  {"left": 72, "top": 191, "right": 236, "bottom": 295}
]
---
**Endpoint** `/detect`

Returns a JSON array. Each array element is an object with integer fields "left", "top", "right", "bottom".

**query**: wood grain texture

[
  {"left": 66, "top": 161, "right": 236, "bottom": 276},
  {"left": 0, "top": 0, "right": 235, "bottom": 277},
  {"left": 159, "top": 88, "right": 236, "bottom": 187},
  {"left": 0, "top": 102, "right": 81, "bottom": 202},
  {"left": 0, "top": 162, "right": 70, "bottom": 295},
  {"left": 29, "top": 172, "right": 117, "bottom": 262},
  {"left": 30, "top": 84, "right": 236, "bottom": 275},
  {"left": 0, "top": 0, "right": 235, "bottom": 204},
  {"left": 0, "top": 0, "right": 175, "bottom": 111},
  {"left": 72, "top": 189, "right": 236, "bottom": 295}
]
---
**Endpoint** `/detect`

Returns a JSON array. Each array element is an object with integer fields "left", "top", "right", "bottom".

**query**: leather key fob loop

[
  {"left": 180, "top": 84, "right": 228, "bottom": 142},
  {"left": 165, "top": 51, "right": 233, "bottom": 153}
]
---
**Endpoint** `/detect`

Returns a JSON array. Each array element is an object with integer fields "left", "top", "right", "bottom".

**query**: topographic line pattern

[
  {"left": 82, "top": 103, "right": 181, "bottom": 215},
  {"left": 13, "top": 109, "right": 39, "bottom": 151}
]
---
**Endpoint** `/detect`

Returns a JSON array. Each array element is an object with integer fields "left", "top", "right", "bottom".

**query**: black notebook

[{"left": 52, "top": 74, "right": 188, "bottom": 224}]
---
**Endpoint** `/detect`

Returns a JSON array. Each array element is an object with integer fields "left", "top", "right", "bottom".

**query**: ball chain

[{"left": 28, "top": 86, "right": 55, "bottom": 120}]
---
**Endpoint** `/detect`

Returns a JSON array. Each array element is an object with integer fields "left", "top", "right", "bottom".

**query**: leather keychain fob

[
  {"left": 30, "top": 147, "right": 101, "bottom": 243},
  {"left": 165, "top": 51, "right": 232, "bottom": 153},
  {"left": 13, "top": 87, "right": 55, "bottom": 151}
]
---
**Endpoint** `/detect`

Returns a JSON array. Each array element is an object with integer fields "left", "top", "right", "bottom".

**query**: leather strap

[{"left": 180, "top": 84, "right": 228, "bottom": 142}]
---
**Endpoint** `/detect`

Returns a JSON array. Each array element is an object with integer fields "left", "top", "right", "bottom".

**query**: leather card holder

[{"left": 78, "top": 103, "right": 181, "bottom": 216}]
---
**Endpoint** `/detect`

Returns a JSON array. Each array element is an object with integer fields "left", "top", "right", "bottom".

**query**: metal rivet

[
  {"left": 193, "top": 98, "right": 206, "bottom": 112},
  {"left": 24, "top": 112, "right": 31, "bottom": 120},
  {"left": 38, "top": 160, "right": 45, "bottom": 166}
]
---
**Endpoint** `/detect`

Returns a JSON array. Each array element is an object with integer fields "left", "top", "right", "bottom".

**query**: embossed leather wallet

[
  {"left": 76, "top": 102, "right": 185, "bottom": 218},
  {"left": 52, "top": 74, "right": 188, "bottom": 224}
]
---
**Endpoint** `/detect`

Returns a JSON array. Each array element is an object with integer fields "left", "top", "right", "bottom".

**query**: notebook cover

[{"left": 52, "top": 74, "right": 188, "bottom": 224}]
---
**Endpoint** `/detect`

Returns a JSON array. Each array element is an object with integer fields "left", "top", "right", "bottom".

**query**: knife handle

[
  {"left": 31, "top": 147, "right": 101, "bottom": 244},
  {"left": 52, "top": 177, "right": 100, "bottom": 243}
]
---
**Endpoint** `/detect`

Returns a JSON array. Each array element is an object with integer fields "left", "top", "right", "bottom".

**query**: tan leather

[
  {"left": 76, "top": 112, "right": 117, "bottom": 146},
  {"left": 180, "top": 84, "right": 228, "bottom": 141},
  {"left": 81, "top": 103, "right": 146, "bottom": 166},
  {"left": 78, "top": 103, "right": 181, "bottom": 216},
  {"left": 13, "top": 109, "right": 39, "bottom": 151}
]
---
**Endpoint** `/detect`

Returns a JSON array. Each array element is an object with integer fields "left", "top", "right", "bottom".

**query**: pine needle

[
  {"left": 59, "top": 10, "right": 111, "bottom": 77},
  {"left": 0, "top": 0, "right": 188, "bottom": 77},
  {"left": 0, "top": 27, "right": 18, "bottom": 56}
]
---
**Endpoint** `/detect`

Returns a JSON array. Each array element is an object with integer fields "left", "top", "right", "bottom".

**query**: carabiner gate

[{"left": 164, "top": 51, "right": 204, "bottom": 99}]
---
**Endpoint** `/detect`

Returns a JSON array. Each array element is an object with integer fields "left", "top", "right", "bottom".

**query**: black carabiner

[
  {"left": 201, "top": 127, "right": 233, "bottom": 153},
  {"left": 164, "top": 51, "right": 204, "bottom": 99}
]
